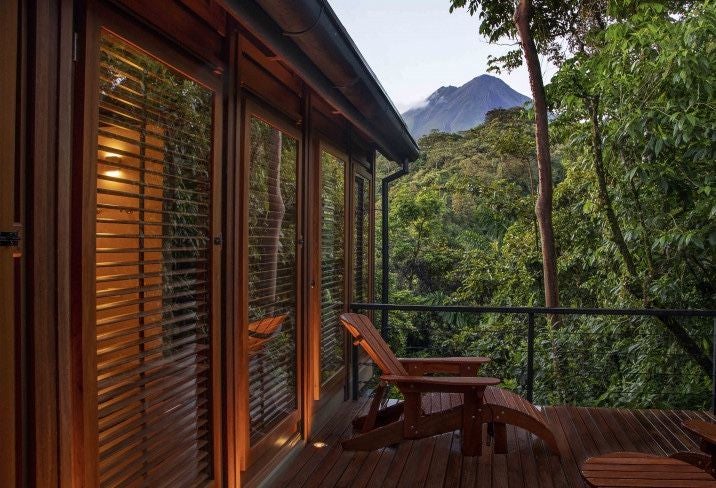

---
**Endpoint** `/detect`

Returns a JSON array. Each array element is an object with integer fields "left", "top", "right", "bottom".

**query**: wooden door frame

[
  {"left": 310, "top": 139, "right": 350, "bottom": 406},
  {"left": 240, "top": 97, "right": 304, "bottom": 470},
  {"left": 0, "top": 1, "right": 20, "bottom": 486},
  {"left": 349, "top": 160, "right": 375, "bottom": 391},
  {"left": 72, "top": 3, "right": 225, "bottom": 486},
  {"left": 351, "top": 163, "right": 375, "bottom": 305}
]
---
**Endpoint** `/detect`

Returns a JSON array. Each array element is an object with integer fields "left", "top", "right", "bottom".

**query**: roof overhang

[{"left": 217, "top": 0, "right": 419, "bottom": 163}]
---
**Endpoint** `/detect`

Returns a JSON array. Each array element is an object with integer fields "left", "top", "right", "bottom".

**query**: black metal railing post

[{"left": 526, "top": 312, "right": 535, "bottom": 403}]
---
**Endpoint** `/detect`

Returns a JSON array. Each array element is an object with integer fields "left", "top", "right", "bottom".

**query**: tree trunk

[
  {"left": 515, "top": 0, "right": 564, "bottom": 400},
  {"left": 264, "top": 130, "right": 284, "bottom": 309},
  {"left": 514, "top": 0, "right": 559, "bottom": 308},
  {"left": 589, "top": 97, "right": 639, "bottom": 279}
]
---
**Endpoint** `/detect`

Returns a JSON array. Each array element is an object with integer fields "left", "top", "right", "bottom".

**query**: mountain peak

[
  {"left": 402, "top": 75, "right": 530, "bottom": 139},
  {"left": 425, "top": 85, "right": 459, "bottom": 104}
]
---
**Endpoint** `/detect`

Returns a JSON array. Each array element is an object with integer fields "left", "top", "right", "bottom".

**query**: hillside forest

[{"left": 375, "top": 1, "right": 715, "bottom": 409}]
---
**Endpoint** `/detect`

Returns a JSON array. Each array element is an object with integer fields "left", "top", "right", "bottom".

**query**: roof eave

[{"left": 218, "top": 0, "right": 419, "bottom": 163}]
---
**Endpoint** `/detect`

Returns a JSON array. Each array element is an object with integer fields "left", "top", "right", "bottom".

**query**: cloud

[{"left": 398, "top": 97, "right": 429, "bottom": 113}]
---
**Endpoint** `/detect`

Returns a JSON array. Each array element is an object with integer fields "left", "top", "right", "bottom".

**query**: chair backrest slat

[{"left": 340, "top": 313, "right": 408, "bottom": 376}]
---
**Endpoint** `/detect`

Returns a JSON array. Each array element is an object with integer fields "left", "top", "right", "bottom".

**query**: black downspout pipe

[{"left": 380, "top": 159, "right": 409, "bottom": 337}]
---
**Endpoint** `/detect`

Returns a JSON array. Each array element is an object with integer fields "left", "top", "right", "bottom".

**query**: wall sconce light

[{"left": 103, "top": 152, "right": 123, "bottom": 178}]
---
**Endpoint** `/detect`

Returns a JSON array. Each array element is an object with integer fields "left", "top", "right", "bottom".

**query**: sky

[{"left": 327, "top": 0, "right": 556, "bottom": 112}]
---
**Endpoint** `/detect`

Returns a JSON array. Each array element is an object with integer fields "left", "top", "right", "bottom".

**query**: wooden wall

[{"left": 2, "top": 0, "right": 378, "bottom": 487}]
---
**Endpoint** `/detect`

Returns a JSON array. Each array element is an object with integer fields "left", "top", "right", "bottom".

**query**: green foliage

[
  {"left": 548, "top": 0, "right": 716, "bottom": 309},
  {"left": 378, "top": 1, "right": 714, "bottom": 408},
  {"left": 447, "top": 0, "right": 609, "bottom": 72}
]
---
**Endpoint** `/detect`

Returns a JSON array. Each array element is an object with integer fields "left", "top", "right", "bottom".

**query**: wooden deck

[{"left": 267, "top": 397, "right": 716, "bottom": 487}]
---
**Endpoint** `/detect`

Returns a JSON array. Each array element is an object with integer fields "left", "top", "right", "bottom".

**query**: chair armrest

[
  {"left": 398, "top": 357, "right": 490, "bottom": 376},
  {"left": 380, "top": 375, "right": 500, "bottom": 394}
]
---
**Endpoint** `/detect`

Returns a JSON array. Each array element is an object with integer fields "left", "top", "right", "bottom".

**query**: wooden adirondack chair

[
  {"left": 247, "top": 314, "right": 287, "bottom": 356},
  {"left": 340, "top": 313, "right": 560, "bottom": 457}
]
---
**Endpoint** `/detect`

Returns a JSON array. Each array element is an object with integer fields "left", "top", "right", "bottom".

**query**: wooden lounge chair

[
  {"left": 339, "top": 313, "right": 560, "bottom": 456},
  {"left": 247, "top": 314, "right": 287, "bottom": 356},
  {"left": 580, "top": 420, "right": 716, "bottom": 487}
]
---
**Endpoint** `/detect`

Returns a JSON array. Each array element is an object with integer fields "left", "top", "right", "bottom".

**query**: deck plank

[
  {"left": 267, "top": 403, "right": 713, "bottom": 488},
  {"left": 515, "top": 424, "right": 540, "bottom": 487},
  {"left": 377, "top": 440, "right": 414, "bottom": 488},
  {"left": 476, "top": 428, "right": 493, "bottom": 488},
  {"left": 546, "top": 406, "right": 587, "bottom": 487},
  {"left": 620, "top": 408, "right": 670, "bottom": 456},
  {"left": 280, "top": 399, "right": 367, "bottom": 487},
  {"left": 397, "top": 437, "right": 435, "bottom": 488},
  {"left": 348, "top": 449, "right": 386, "bottom": 488},
  {"left": 505, "top": 424, "right": 524, "bottom": 488},
  {"left": 424, "top": 432, "right": 452, "bottom": 487},
  {"left": 653, "top": 410, "right": 699, "bottom": 451},
  {"left": 443, "top": 431, "right": 463, "bottom": 487}
]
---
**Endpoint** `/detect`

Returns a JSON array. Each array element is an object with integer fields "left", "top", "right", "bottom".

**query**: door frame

[
  {"left": 72, "top": 3, "right": 225, "bottom": 485},
  {"left": 239, "top": 97, "right": 305, "bottom": 469},
  {"left": 310, "top": 139, "right": 351, "bottom": 405},
  {"left": 0, "top": 1, "right": 20, "bottom": 486}
]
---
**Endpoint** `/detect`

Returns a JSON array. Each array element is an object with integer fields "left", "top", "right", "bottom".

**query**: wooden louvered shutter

[
  {"left": 319, "top": 151, "right": 346, "bottom": 386},
  {"left": 247, "top": 116, "right": 299, "bottom": 446},
  {"left": 94, "top": 32, "right": 217, "bottom": 487},
  {"left": 353, "top": 174, "right": 371, "bottom": 303}
]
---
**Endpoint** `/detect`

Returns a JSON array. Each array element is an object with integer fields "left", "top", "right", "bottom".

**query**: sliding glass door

[
  {"left": 246, "top": 113, "right": 300, "bottom": 451},
  {"left": 318, "top": 149, "right": 347, "bottom": 389},
  {"left": 92, "top": 29, "right": 221, "bottom": 487}
]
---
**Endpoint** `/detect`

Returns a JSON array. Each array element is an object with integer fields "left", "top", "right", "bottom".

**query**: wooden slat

[{"left": 340, "top": 313, "right": 408, "bottom": 376}]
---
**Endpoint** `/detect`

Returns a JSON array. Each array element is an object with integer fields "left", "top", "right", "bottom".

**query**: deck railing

[{"left": 349, "top": 303, "right": 716, "bottom": 412}]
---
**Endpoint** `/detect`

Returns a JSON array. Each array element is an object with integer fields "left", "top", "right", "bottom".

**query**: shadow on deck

[{"left": 268, "top": 397, "right": 715, "bottom": 487}]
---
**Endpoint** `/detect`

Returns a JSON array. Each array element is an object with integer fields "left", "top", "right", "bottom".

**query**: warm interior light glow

[
  {"left": 104, "top": 169, "right": 123, "bottom": 178},
  {"left": 312, "top": 441, "right": 327, "bottom": 449},
  {"left": 104, "top": 152, "right": 123, "bottom": 160}
]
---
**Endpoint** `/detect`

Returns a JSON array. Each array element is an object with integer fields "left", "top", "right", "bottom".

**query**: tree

[
  {"left": 448, "top": 0, "right": 576, "bottom": 307},
  {"left": 378, "top": 1, "right": 714, "bottom": 404},
  {"left": 548, "top": 1, "right": 715, "bottom": 374}
]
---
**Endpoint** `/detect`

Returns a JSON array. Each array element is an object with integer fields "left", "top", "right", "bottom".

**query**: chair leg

[
  {"left": 462, "top": 390, "right": 482, "bottom": 456},
  {"left": 362, "top": 382, "right": 387, "bottom": 433},
  {"left": 493, "top": 422, "right": 507, "bottom": 454},
  {"left": 403, "top": 392, "right": 421, "bottom": 439}
]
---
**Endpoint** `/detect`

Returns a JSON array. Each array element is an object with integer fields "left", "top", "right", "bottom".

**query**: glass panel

[
  {"left": 94, "top": 33, "right": 214, "bottom": 487},
  {"left": 319, "top": 151, "right": 346, "bottom": 385},
  {"left": 353, "top": 175, "right": 371, "bottom": 302},
  {"left": 247, "top": 116, "right": 298, "bottom": 445}
]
